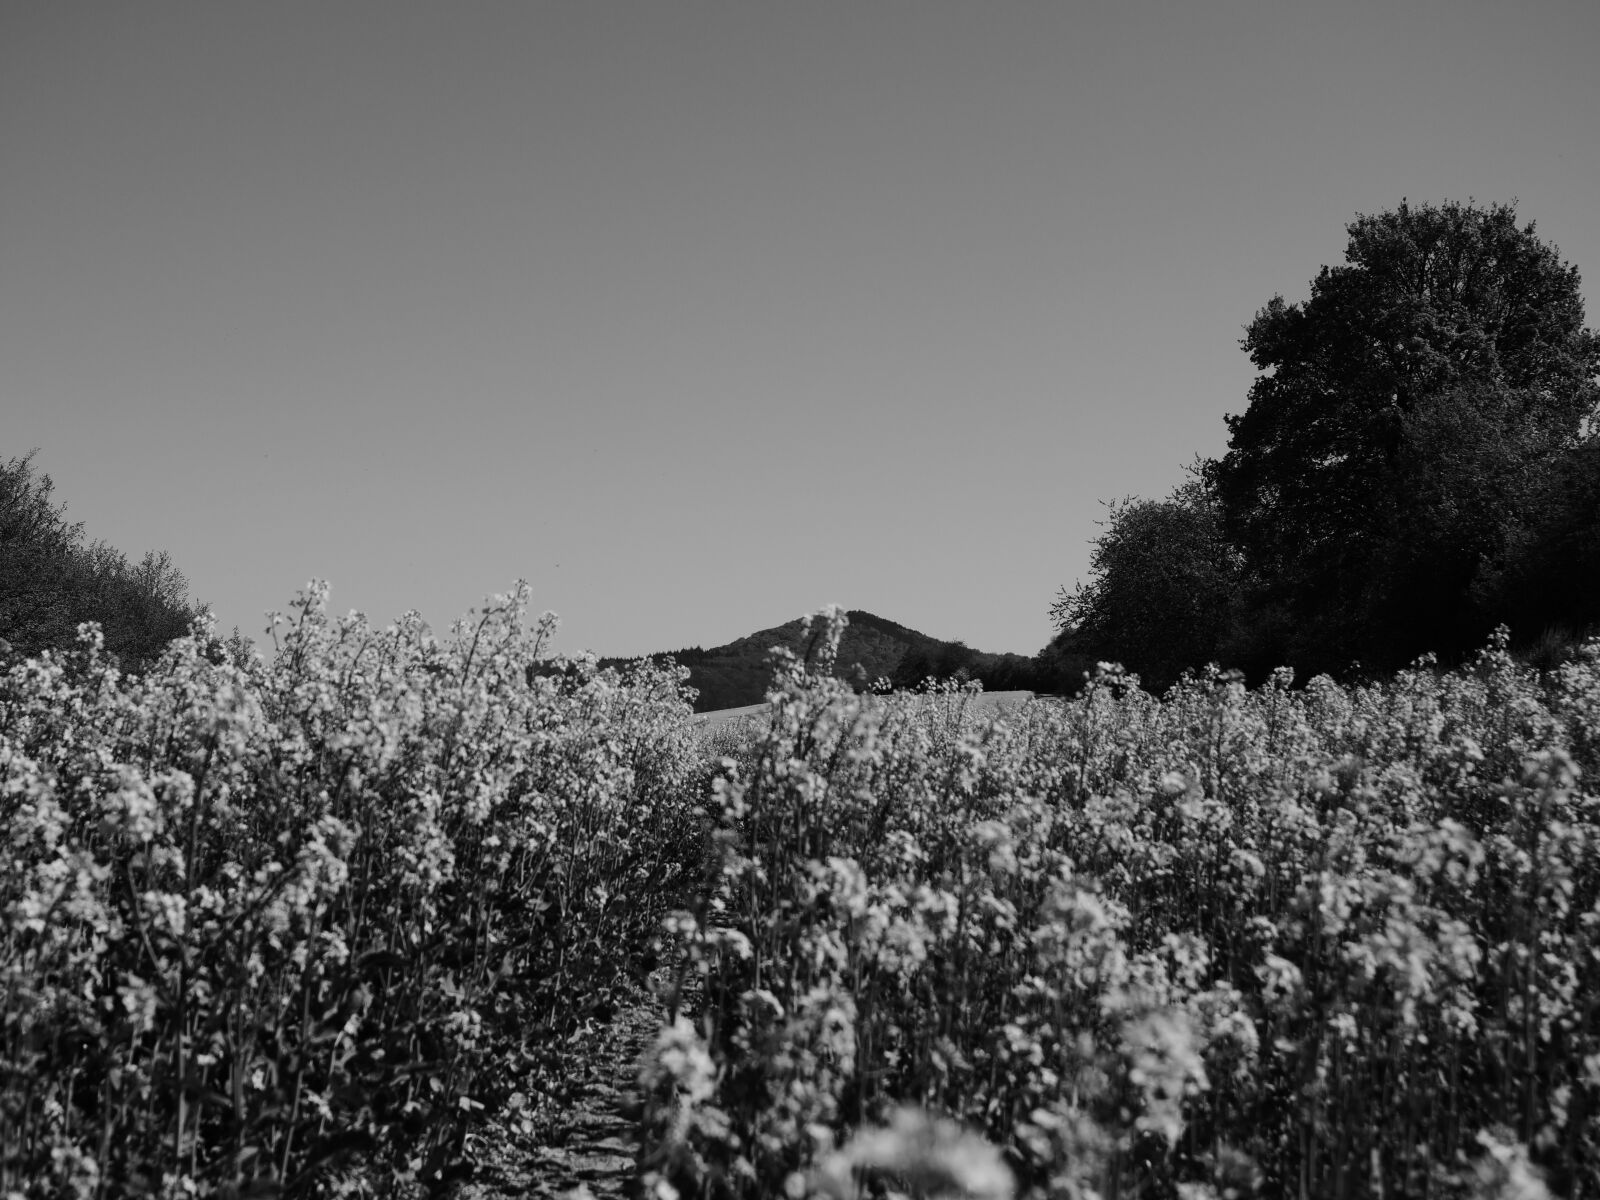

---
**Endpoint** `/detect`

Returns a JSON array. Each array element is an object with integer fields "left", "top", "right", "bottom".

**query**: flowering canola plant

[
  {"left": 642, "top": 612, "right": 1599, "bottom": 1200},
  {"left": 1, "top": 582, "right": 704, "bottom": 1198}
]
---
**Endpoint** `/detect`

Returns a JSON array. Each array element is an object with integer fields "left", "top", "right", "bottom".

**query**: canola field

[{"left": 5, "top": 589, "right": 1597, "bottom": 1199}]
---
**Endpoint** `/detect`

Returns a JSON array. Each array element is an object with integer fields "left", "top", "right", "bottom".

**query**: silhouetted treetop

[
  {"left": 0, "top": 450, "right": 207, "bottom": 669},
  {"left": 1207, "top": 200, "right": 1600, "bottom": 675}
]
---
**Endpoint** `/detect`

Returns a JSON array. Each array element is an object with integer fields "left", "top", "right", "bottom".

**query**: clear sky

[{"left": 4, "top": 2, "right": 1597, "bottom": 658}]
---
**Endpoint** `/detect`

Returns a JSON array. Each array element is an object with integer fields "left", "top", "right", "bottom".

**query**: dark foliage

[
  {"left": 1056, "top": 201, "right": 1600, "bottom": 691},
  {"left": 1208, "top": 199, "right": 1599, "bottom": 677},
  {"left": 1480, "top": 440, "right": 1600, "bottom": 642},
  {"left": 0, "top": 451, "right": 207, "bottom": 670},
  {"left": 1051, "top": 475, "right": 1242, "bottom": 693}
]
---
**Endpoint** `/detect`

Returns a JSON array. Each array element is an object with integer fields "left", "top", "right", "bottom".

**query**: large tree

[{"left": 1210, "top": 200, "right": 1600, "bottom": 673}]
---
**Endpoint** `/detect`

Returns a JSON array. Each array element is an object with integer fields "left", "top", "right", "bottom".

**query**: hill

[{"left": 598, "top": 610, "right": 1048, "bottom": 712}]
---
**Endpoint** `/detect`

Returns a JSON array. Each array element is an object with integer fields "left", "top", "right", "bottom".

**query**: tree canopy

[
  {"left": 1051, "top": 476, "right": 1240, "bottom": 692},
  {"left": 1052, "top": 200, "right": 1600, "bottom": 691},
  {"left": 0, "top": 451, "right": 207, "bottom": 669},
  {"left": 1208, "top": 200, "right": 1600, "bottom": 674}
]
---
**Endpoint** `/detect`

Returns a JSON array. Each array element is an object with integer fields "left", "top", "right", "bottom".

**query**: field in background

[{"left": 692, "top": 689, "right": 1041, "bottom": 732}]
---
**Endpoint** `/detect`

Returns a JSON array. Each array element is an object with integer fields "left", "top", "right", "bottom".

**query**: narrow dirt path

[{"left": 449, "top": 981, "right": 665, "bottom": 1200}]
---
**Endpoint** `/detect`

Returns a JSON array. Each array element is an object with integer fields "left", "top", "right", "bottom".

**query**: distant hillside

[{"left": 598, "top": 610, "right": 1056, "bottom": 712}]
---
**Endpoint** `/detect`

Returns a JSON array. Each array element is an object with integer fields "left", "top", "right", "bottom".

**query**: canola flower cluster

[
  {"left": 1, "top": 583, "right": 705, "bottom": 1198},
  {"left": 642, "top": 611, "right": 1599, "bottom": 1200}
]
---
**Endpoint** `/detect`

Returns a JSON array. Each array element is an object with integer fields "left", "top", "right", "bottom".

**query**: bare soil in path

[{"left": 447, "top": 979, "right": 668, "bottom": 1200}]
